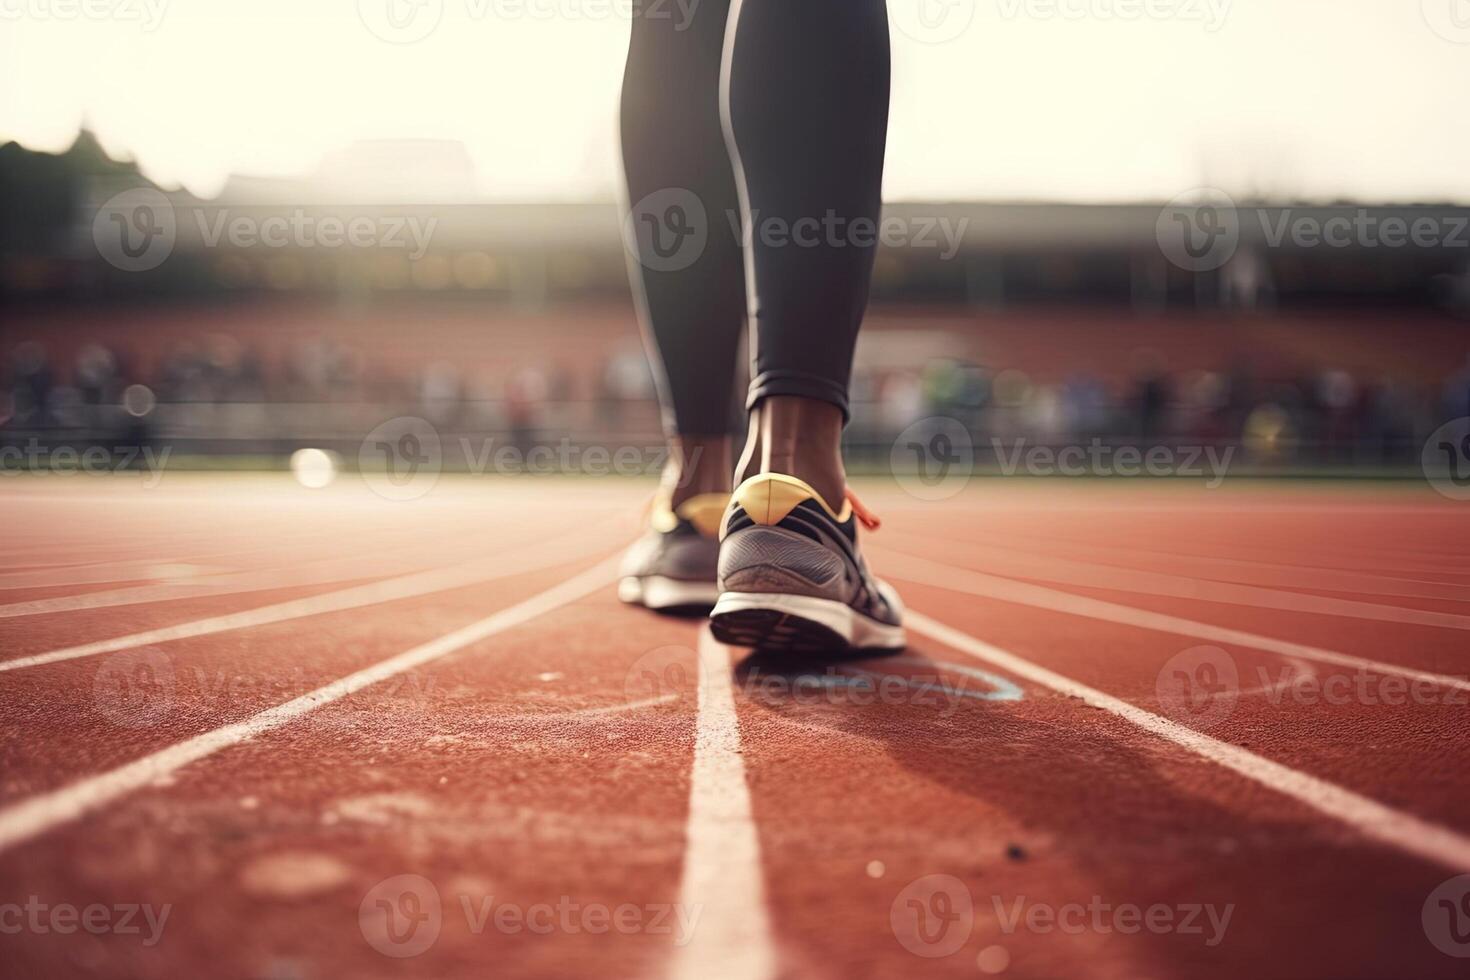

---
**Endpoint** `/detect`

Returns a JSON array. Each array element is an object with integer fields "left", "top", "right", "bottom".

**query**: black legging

[{"left": 620, "top": 0, "right": 890, "bottom": 434}]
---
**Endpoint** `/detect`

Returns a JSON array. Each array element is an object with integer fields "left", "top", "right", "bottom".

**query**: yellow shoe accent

[
  {"left": 727, "top": 473, "right": 851, "bottom": 536},
  {"left": 675, "top": 493, "right": 730, "bottom": 538},
  {"left": 651, "top": 490, "right": 730, "bottom": 537}
]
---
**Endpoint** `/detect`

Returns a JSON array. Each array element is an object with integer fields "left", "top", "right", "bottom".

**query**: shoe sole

[
  {"left": 709, "top": 591, "right": 906, "bottom": 653},
  {"left": 618, "top": 575, "right": 720, "bottom": 613}
]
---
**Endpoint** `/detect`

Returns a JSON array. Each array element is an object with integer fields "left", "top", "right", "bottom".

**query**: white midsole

[
  {"left": 619, "top": 576, "right": 720, "bottom": 610},
  {"left": 711, "top": 590, "right": 907, "bottom": 650}
]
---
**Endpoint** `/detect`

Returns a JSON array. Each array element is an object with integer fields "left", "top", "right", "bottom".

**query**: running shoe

[
  {"left": 618, "top": 491, "right": 728, "bottom": 612},
  {"left": 710, "top": 473, "right": 905, "bottom": 652}
]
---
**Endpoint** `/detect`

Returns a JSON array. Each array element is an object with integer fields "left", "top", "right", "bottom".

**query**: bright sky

[{"left": 1, "top": 0, "right": 1467, "bottom": 202}]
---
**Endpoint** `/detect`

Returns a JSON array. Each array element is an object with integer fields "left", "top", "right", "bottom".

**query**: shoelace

[{"left": 845, "top": 488, "right": 881, "bottom": 532}]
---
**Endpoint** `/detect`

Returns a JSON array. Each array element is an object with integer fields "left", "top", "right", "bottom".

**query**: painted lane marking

[
  {"left": 0, "top": 562, "right": 222, "bottom": 591},
  {"left": 883, "top": 533, "right": 1470, "bottom": 631},
  {"left": 831, "top": 658, "right": 1024, "bottom": 702},
  {"left": 741, "top": 655, "right": 1024, "bottom": 706},
  {"left": 906, "top": 610, "right": 1470, "bottom": 872},
  {"left": 0, "top": 555, "right": 620, "bottom": 853},
  {"left": 0, "top": 564, "right": 412, "bottom": 620},
  {"left": 0, "top": 519, "right": 378, "bottom": 575},
  {"left": 913, "top": 528, "right": 1470, "bottom": 596},
  {"left": 490, "top": 694, "right": 680, "bottom": 724},
  {"left": 0, "top": 522, "right": 409, "bottom": 590},
  {"left": 668, "top": 631, "right": 777, "bottom": 980},
  {"left": 0, "top": 525, "right": 535, "bottom": 619},
  {"left": 0, "top": 526, "right": 626, "bottom": 674},
  {"left": 0, "top": 554, "right": 455, "bottom": 620},
  {"left": 875, "top": 549, "right": 1470, "bottom": 695},
  {"left": 925, "top": 527, "right": 1470, "bottom": 587}
]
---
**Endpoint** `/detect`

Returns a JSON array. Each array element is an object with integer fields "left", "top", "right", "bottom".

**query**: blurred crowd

[
  {"left": 848, "top": 354, "right": 1470, "bottom": 466},
  {"left": 5, "top": 334, "right": 1470, "bottom": 470}
]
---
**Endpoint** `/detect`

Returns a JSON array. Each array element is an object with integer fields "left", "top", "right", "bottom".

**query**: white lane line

[
  {"left": 0, "top": 555, "right": 620, "bottom": 854},
  {"left": 0, "top": 560, "right": 410, "bottom": 620},
  {"left": 883, "top": 533, "right": 1470, "bottom": 630},
  {"left": 875, "top": 549, "right": 1470, "bottom": 694},
  {"left": 0, "top": 561, "right": 223, "bottom": 591},
  {"left": 906, "top": 610, "right": 1470, "bottom": 872},
  {"left": 668, "top": 631, "right": 776, "bottom": 980},
  {"left": 924, "top": 530, "right": 1470, "bottom": 597},
  {"left": 0, "top": 528, "right": 624, "bottom": 674},
  {"left": 0, "top": 520, "right": 362, "bottom": 572},
  {"left": 493, "top": 694, "right": 679, "bottom": 724},
  {"left": 0, "top": 532, "right": 546, "bottom": 619}
]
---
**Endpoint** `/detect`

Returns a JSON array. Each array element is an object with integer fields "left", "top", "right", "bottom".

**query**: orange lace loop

[{"left": 845, "top": 488, "right": 881, "bottom": 532}]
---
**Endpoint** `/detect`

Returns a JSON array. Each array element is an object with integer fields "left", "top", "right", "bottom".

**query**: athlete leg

[
  {"left": 620, "top": 0, "right": 745, "bottom": 505},
  {"left": 722, "top": 0, "right": 892, "bottom": 507}
]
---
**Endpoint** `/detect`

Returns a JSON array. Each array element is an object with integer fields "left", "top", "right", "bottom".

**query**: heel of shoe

[
  {"left": 717, "top": 527, "right": 844, "bottom": 596},
  {"left": 710, "top": 591, "right": 906, "bottom": 653},
  {"left": 710, "top": 592, "right": 852, "bottom": 652}
]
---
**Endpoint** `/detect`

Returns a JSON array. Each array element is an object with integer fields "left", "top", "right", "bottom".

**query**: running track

[{"left": 2, "top": 475, "right": 1468, "bottom": 978}]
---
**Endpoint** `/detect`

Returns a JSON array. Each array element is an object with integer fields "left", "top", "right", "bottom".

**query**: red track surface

[{"left": 2, "top": 475, "right": 1468, "bottom": 979}]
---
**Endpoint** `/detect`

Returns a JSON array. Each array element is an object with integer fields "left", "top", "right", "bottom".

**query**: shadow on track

[{"left": 728, "top": 644, "right": 1452, "bottom": 980}]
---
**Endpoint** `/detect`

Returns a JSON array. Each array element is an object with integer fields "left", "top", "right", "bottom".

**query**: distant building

[
  {"left": 218, "top": 139, "right": 480, "bottom": 204},
  {"left": 3, "top": 132, "right": 1469, "bottom": 317},
  {"left": 0, "top": 129, "right": 146, "bottom": 254}
]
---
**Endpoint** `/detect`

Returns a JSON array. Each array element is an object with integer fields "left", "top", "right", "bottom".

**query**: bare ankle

[
  {"left": 665, "top": 435, "right": 733, "bottom": 509},
  {"left": 747, "top": 396, "right": 847, "bottom": 508}
]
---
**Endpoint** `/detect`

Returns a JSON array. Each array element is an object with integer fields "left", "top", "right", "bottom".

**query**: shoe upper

[
  {"left": 619, "top": 492, "right": 727, "bottom": 583},
  {"left": 717, "top": 474, "right": 902, "bottom": 628}
]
